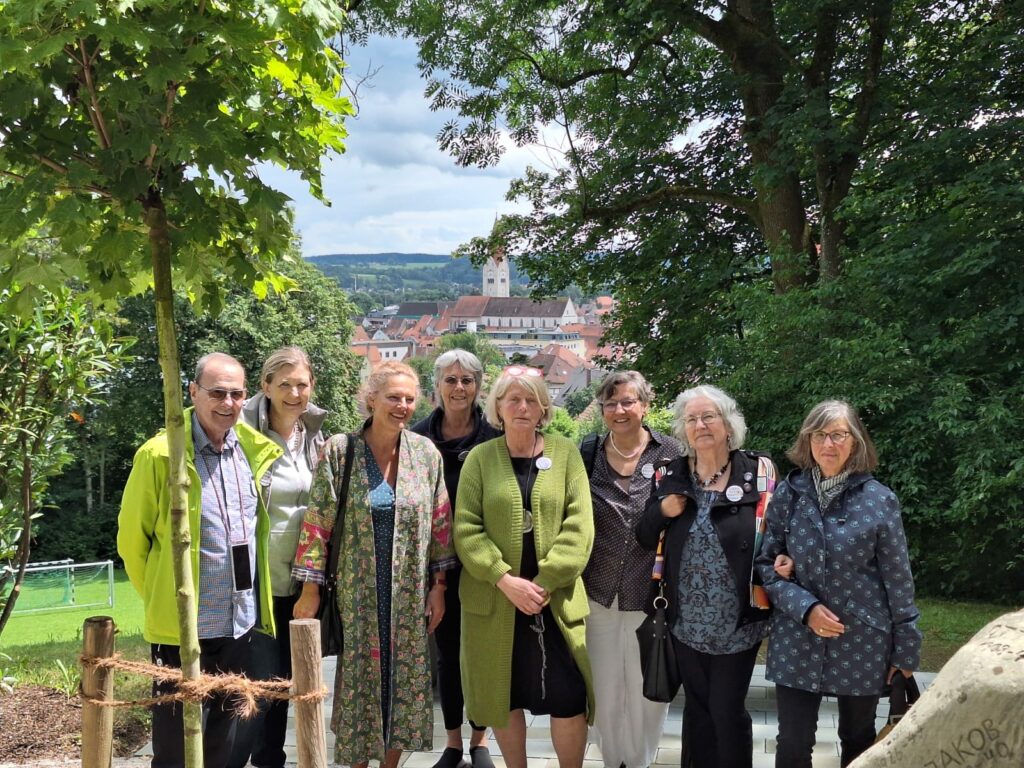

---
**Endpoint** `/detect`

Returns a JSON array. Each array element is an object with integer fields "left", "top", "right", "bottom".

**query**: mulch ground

[{"left": 0, "top": 685, "right": 148, "bottom": 764}]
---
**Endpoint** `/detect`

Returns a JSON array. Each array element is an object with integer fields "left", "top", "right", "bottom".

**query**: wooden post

[
  {"left": 290, "top": 619, "right": 327, "bottom": 768},
  {"left": 81, "top": 615, "right": 115, "bottom": 768}
]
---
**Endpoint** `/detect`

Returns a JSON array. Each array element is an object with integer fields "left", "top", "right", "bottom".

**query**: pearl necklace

[{"left": 608, "top": 432, "right": 647, "bottom": 460}]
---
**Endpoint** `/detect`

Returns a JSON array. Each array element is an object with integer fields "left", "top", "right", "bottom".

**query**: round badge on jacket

[{"left": 725, "top": 485, "right": 744, "bottom": 502}]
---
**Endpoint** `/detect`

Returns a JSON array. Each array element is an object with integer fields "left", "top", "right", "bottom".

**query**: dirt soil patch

[{"left": 0, "top": 685, "right": 148, "bottom": 764}]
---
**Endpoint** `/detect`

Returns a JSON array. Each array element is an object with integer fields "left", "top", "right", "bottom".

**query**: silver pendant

[
  {"left": 523, "top": 509, "right": 534, "bottom": 533},
  {"left": 641, "top": 462, "right": 655, "bottom": 479},
  {"left": 725, "top": 485, "right": 744, "bottom": 502},
  {"left": 536, "top": 457, "right": 552, "bottom": 470}
]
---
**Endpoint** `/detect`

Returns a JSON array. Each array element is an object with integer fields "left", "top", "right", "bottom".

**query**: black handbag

[
  {"left": 876, "top": 673, "right": 920, "bottom": 742},
  {"left": 635, "top": 531, "right": 681, "bottom": 703},
  {"left": 316, "top": 435, "right": 355, "bottom": 658}
]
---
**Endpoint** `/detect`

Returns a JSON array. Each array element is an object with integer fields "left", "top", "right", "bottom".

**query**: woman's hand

[
  {"left": 806, "top": 603, "right": 845, "bottom": 638},
  {"left": 426, "top": 586, "right": 445, "bottom": 634},
  {"left": 660, "top": 494, "right": 686, "bottom": 518},
  {"left": 293, "top": 582, "right": 321, "bottom": 619},
  {"left": 496, "top": 573, "right": 548, "bottom": 615},
  {"left": 774, "top": 554, "right": 795, "bottom": 579}
]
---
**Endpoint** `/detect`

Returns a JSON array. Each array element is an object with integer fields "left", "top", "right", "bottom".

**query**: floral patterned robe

[{"left": 294, "top": 427, "right": 456, "bottom": 764}]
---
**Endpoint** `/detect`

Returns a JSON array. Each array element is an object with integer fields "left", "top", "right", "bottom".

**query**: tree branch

[
  {"left": 583, "top": 184, "right": 760, "bottom": 224},
  {"left": 78, "top": 39, "right": 112, "bottom": 149}
]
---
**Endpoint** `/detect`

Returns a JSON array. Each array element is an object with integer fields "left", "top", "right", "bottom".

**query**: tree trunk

[
  {"left": 146, "top": 197, "right": 204, "bottom": 768},
  {"left": 0, "top": 440, "right": 36, "bottom": 636},
  {"left": 83, "top": 430, "right": 94, "bottom": 515},
  {"left": 730, "top": 0, "right": 814, "bottom": 293},
  {"left": 99, "top": 445, "right": 106, "bottom": 506}
]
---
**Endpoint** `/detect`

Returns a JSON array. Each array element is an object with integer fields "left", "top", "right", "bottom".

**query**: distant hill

[{"left": 305, "top": 252, "right": 529, "bottom": 310}]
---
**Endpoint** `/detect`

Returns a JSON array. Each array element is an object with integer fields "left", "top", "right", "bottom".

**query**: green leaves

[{"left": 0, "top": 0, "right": 353, "bottom": 306}]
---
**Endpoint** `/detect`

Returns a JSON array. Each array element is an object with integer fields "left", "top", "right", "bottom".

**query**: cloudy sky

[{"left": 260, "top": 35, "right": 552, "bottom": 257}]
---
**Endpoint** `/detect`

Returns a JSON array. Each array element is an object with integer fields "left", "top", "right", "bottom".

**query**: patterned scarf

[{"left": 812, "top": 465, "right": 849, "bottom": 511}]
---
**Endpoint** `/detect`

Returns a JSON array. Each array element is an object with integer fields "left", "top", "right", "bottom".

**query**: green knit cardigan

[{"left": 454, "top": 433, "right": 595, "bottom": 726}]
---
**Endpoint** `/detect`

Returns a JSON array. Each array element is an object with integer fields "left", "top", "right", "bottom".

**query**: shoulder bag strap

[
  {"left": 580, "top": 432, "right": 600, "bottom": 478},
  {"left": 325, "top": 435, "right": 355, "bottom": 586},
  {"left": 750, "top": 455, "right": 776, "bottom": 608}
]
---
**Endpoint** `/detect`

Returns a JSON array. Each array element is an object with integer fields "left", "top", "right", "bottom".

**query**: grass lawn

[{"left": 1, "top": 568, "right": 145, "bottom": 647}]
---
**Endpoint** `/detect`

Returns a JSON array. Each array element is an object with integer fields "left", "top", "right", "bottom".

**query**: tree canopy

[{"left": 348, "top": 0, "right": 1023, "bottom": 601}]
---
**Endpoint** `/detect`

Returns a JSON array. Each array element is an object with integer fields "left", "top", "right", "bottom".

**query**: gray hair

[
  {"left": 194, "top": 352, "right": 244, "bottom": 384},
  {"left": 672, "top": 384, "right": 747, "bottom": 456},
  {"left": 595, "top": 370, "right": 654, "bottom": 406},
  {"left": 787, "top": 399, "right": 878, "bottom": 473},
  {"left": 433, "top": 349, "right": 485, "bottom": 406}
]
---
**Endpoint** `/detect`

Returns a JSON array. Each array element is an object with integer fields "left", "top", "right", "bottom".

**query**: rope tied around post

[{"left": 79, "top": 653, "right": 328, "bottom": 718}]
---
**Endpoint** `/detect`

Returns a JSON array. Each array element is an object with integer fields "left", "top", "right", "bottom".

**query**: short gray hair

[
  {"left": 787, "top": 399, "right": 878, "bottom": 473},
  {"left": 433, "top": 349, "right": 485, "bottom": 406},
  {"left": 595, "top": 370, "right": 654, "bottom": 406},
  {"left": 672, "top": 384, "right": 747, "bottom": 456},
  {"left": 194, "top": 352, "right": 244, "bottom": 384}
]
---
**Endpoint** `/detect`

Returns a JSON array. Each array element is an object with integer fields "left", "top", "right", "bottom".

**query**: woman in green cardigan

[{"left": 455, "top": 365, "right": 595, "bottom": 768}]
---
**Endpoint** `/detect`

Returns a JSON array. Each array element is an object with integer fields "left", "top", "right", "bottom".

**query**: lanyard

[{"left": 198, "top": 446, "right": 249, "bottom": 545}]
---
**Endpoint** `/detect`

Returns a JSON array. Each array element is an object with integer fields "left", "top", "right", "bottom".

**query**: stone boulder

[{"left": 852, "top": 608, "right": 1024, "bottom": 768}]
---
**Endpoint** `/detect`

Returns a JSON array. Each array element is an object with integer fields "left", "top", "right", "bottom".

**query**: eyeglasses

[
  {"left": 443, "top": 376, "right": 476, "bottom": 387},
  {"left": 810, "top": 430, "right": 851, "bottom": 445},
  {"left": 503, "top": 365, "right": 543, "bottom": 378},
  {"left": 195, "top": 383, "right": 246, "bottom": 402},
  {"left": 602, "top": 398, "right": 639, "bottom": 412},
  {"left": 683, "top": 412, "right": 720, "bottom": 427}
]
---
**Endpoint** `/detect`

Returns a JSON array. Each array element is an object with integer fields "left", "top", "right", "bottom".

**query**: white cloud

[{"left": 260, "top": 35, "right": 566, "bottom": 256}]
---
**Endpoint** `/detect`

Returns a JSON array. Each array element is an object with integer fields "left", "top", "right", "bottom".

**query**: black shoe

[
  {"left": 469, "top": 746, "right": 495, "bottom": 768},
  {"left": 432, "top": 747, "right": 468, "bottom": 768}
]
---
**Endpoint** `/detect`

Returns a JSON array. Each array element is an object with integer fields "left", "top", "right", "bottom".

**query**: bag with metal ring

[
  {"left": 635, "top": 531, "right": 681, "bottom": 703},
  {"left": 317, "top": 435, "right": 354, "bottom": 658}
]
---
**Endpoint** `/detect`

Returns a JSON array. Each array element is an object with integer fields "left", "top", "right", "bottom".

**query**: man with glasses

[{"left": 118, "top": 352, "right": 282, "bottom": 768}]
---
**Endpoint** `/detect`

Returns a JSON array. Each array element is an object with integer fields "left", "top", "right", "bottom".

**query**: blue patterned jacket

[{"left": 754, "top": 469, "right": 921, "bottom": 696}]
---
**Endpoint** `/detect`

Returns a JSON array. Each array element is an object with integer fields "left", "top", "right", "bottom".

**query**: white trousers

[{"left": 587, "top": 598, "right": 670, "bottom": 768}]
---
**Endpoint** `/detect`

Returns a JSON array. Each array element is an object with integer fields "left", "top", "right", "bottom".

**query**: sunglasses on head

[{"left": 503, "top": 365, "right": 543, "bottom": 378}]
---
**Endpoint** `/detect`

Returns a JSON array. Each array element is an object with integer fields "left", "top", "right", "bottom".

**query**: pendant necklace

[
  {"left": 608, "top": 432, "right": 647, "bottom": 460},
  {"left": 693, "top": 459, "right": 730, "bottom": 488}
]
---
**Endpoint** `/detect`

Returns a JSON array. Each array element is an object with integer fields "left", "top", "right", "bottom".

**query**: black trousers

[
  {"left": 774, "top": 684, "right": 880, "bottom": 768},
  {"left": 434, "top": 567, "right": 485, "bottom": 733},
  {"left": 672, "top": 636, "right": 760, "bottom": 768},
  {"left": 151, "top": 631, "right": 254, "bottom": 768},
  {"left": 229, "top": 594, "right": 299, "bottom": 768}
]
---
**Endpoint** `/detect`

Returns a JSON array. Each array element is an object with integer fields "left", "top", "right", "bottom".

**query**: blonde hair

[
  {"left": 260, "top": 346, "right": 314, "bottom": 386},
  {"left": 787, "top": 399, "right": 878, "bottom": 473},
  {"left": 484, "top": 371, "right": 553, "bottom": 429},
  {"left": 358, "top": 361, "right": 420, "bottom": 417}
]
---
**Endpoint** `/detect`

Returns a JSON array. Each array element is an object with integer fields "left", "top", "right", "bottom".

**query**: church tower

[{"left": 482, "top": 244, "right": 510, "bottom": 297}]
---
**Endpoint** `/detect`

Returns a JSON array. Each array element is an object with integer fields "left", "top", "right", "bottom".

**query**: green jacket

[
  {"left": 454, "top": 433, "right": 595, "bottom": 726},
  {"left": 117, "top": 408, "right": 282, "bottom": 645}
]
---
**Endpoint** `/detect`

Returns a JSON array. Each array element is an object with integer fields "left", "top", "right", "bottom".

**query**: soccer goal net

[{"left": 1, "top": 559, "right": 114, "bottom": 614}]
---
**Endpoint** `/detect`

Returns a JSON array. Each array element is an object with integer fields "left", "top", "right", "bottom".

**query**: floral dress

[{"left": 293, "top": 427, "right": 456, "bottom": 764}]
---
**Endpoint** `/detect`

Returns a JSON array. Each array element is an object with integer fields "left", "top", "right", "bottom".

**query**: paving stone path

[{"left": 138, "top": 661, "right": 935, "bottom": 768}]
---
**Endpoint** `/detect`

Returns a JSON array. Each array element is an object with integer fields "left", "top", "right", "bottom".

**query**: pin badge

[
  {"left": 742, "top": 482, "right": 752, "bottom": 492},
  {"left": 743, "top": 472, "right": 753, "bottom": 482},
  {"left": 458, "top": 450, "right": 470, "bottom": 462},
  {"left": 725, "top": 485, "right": 744, "bottom": 502},
  {"left": 536, "top": 457, "right": 553, "bottom": 470},
  {"left": 641, "top": 463, "right": 655, "bottom": 479}
]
